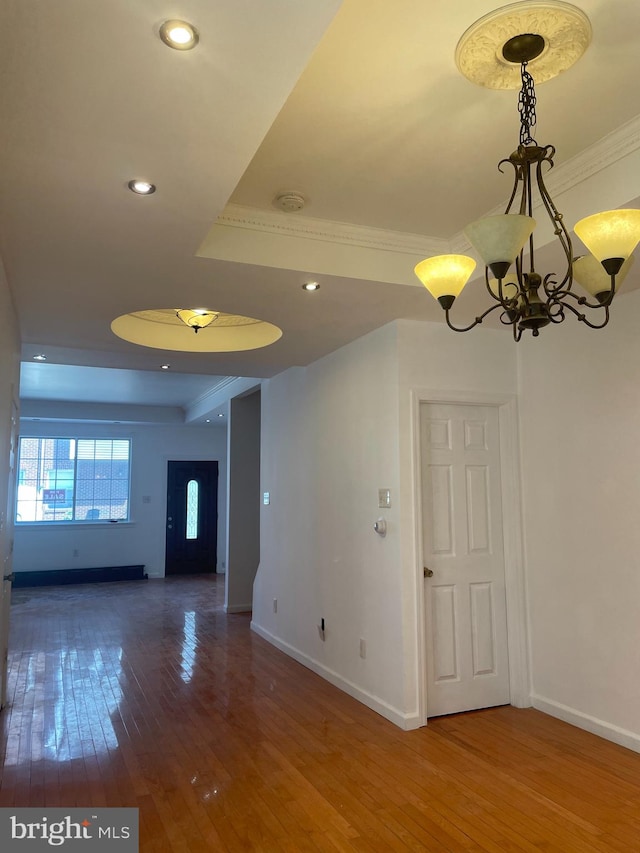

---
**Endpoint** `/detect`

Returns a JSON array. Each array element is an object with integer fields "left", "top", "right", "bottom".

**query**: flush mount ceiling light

[
  {"left": 159, "top": 20, "right": 199, "bottom": 50},
  {"left": 415, "top": 1, "right": 640, "bottom": 340},
  {"left": 33, "top": 353, "right": 47, "bottom": 361},
  {"left": 111, "top": 308, "right": 282, "bottom": 352},
  {"left": 160, "top": 363, "right": 171, "bottom": 370},
  {"left": 176, "top": 308, "right": 219, "bottom": 333},
  {"left": 302, "top": 282, "right": 320, "bottom": 292},
  {"left": 128, "top": 179, "right": 156, "bottom": 195}
]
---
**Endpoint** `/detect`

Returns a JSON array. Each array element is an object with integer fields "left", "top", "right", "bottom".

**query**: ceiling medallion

[
  {"left": 455, "top": 0, "right": 592, "bottom": 89},
  {"left": 415, "top": 1, "right": 640, "bottom": 340},
  {"left": 111, "top": 309, "right": 282, "bottom": 352}
]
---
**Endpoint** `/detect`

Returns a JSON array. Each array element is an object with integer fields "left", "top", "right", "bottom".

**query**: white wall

[
  {"left": 0, "top": 259, "right": 20, "bottom": 549},
  {"left": 518, "top": 289, "right": 640, "bottom": 750},
  {"left": 226, "top": 390, "right": 261, "bottom": 612},
  {"left": 14, "top": 420, "right": 227, "bottom": 578},
  {"left": 253, "top": 319, "right": 519, "bottom": 727},
  {"left": 0, "top": 258, "right": 21, "bottom": 707},
  {"left": 253, "top": 323, "right": 408, "bottom": 724}
]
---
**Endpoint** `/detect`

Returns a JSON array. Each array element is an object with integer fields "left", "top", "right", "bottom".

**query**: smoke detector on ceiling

[{"left": 274, "top": 191, "right": 306, "bottom": 212}]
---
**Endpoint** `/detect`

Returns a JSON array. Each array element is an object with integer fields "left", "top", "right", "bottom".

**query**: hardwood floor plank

[{"left": 2, "top": 575, "right": 640, "bottom": 851}]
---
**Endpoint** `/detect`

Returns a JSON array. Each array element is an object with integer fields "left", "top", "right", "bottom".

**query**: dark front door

[{"left": 165, "top": 461, "right": 218, "bottom": 575}]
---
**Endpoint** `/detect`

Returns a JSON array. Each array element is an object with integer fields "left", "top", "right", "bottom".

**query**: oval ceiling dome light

[
  {"left": 128, "top": 179, "right": 156, "bottom": 195},
  {"left": 160, "top": 20, "right": 199, "bottom": 50},
  {"left": 111, "top": 308, "right": 282, "bottom": 353},
  {"left": 302, "top": 282, "right": 320, "bottom": 292}
]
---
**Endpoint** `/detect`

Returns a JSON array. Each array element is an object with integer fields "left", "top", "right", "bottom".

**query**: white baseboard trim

[
  {"left": 225, "top": 603, "right": 252, "bottom": 614},
  {"left": 250, "top": 620, "right": 421, "bottom": 731},
  {"left": 532, "top": 693, "right": 640, "bottom": 754}
]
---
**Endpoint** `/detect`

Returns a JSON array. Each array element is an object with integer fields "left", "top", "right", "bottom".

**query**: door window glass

[{"left": 186, "top": 479, "right": 199, "bottom": 539}]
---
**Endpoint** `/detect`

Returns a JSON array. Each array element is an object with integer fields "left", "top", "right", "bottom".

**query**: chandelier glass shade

[
  {"left": 176, "top": 309, "right": 219, "bottom": 332},
  {"left": 415, "top": 53, "right": 640, "bottom": 340}
]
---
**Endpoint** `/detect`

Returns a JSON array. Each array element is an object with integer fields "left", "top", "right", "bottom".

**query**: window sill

[{"left": 15, "top": 521, "right": 136, "bottom": 530}]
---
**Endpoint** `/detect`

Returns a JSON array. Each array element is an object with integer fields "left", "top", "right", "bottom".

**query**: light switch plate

[{"left": 378, "top": 489, "right": 391, "bottom": 508}]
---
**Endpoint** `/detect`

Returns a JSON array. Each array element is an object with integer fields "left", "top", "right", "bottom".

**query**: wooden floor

[{"left": 1, "top": 576, "right": 640, "bottom": 852}]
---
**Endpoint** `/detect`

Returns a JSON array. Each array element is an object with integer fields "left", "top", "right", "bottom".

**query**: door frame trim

[{"left": 410, "top": 389, "right": 531, "bottom": 725}]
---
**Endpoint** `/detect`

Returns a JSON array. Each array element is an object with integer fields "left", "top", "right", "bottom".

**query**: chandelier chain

[{"left": 518, "top": 61, "right": 537, "bottom": 146}]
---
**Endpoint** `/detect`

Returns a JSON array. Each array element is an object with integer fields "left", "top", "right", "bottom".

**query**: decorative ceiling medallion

[
  {"left": 111, "top": 308, "right": 282, "bottom": 353},
  {"left": 455, "top": 1, "right": 592, "bottom": 90}
]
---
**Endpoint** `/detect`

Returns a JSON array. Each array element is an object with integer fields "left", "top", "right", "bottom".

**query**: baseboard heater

[{"left": 13, "top": 565, "right": 148, "bottom": 588}]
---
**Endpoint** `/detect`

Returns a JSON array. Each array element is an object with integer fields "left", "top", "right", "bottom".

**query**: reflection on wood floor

[{"left": 2, "top": 574, "right": 640, "bottom": 851}]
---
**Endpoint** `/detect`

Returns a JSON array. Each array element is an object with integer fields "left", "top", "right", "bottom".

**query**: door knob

[{"left": 423, "top": 566, "right": 433, "bottom": 578}]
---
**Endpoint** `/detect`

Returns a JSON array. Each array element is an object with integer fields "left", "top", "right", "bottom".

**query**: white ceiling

[
  {"left": 20, "top": 363, "right": 228, "bottom": 407},
  {"left": 6, "top": 0, "right": 640, "bottom": 419}
]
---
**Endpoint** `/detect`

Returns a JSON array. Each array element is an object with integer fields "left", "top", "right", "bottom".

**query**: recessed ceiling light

[
  {"left": 33, "top": 353, "right": 47, "bottom": 361},
  {"left": 128, "top": 179, "right": 156, "bottom": 195},
  {"left": 160, "top": 20, "right": 199, "bottom": 50},
  {"left": 302, "top": 282, "right": 320, "bottom": 292},
  {"left": 218, "top": 413, "right": 224, "bottom": 418},
  {"left": 205, "top": 419, "right": 211, "bottom": 423},
  {"left": 160, "top": 363, "right": 170, "bottom": 370}
]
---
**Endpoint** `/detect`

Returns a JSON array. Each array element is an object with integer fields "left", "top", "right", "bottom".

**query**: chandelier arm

[
  {"left": 499, "top": 311, "right": 517, "bottom": 326},
  {"left": 578, "top": 305, "right": 611, "bottom": 329},
  {"left": 551, "top": 287, "right": 614, "bottom": 311},
  {"left": 535, "top": 152, "right": 574, "bottom": 291},
  {"left": 498, "top": 157, "right": 521, "bottom": 214},
  {"left": 557, "top": 299, "right": 611, "bottom": 329},
  {"left": 483, "top": 267, "right": 515, "bottom": 304},
  {"left": 443, "top": 302, "right": 504, "bottom": 333},
  {"left": 525, "top": 163, "right": 536, "bottom": 270}
]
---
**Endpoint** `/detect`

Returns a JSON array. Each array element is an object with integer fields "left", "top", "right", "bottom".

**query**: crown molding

[
  {"left": 219, "top": 114, "right": 640, "bottom": 261},
  {"left": 217, "top": 204, "right": 448, "bottom": 257},
  {"left": 544, "top": 113, "right": 640, "bottom": 198},
  {"left": 185, "top": 375, "right": 263, "bottom": 422},
  {"left": 188, "top": 375, "right": 239, "bottom": 409}
]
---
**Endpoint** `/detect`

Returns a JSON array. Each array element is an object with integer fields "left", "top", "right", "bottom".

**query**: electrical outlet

[
  {"left": 318, "top": 618, "right": 326, "bottom": 641},
  {"left": 359, "top": 638, "right": 366, "bottom": 659},
  {"left": 273, "top": 598, "right": 278, "bottom": 613}
]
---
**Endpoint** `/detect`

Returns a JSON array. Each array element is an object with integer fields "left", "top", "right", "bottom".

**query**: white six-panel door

[{"left": 421, "top": 402, "right": 510, "bottom": 717}]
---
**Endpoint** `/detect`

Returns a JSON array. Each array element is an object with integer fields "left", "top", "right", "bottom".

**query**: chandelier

[
  {"left": 176, "top": 308, "right": 219, "bottom": 333},
  {"left": 414, "top": 14, "right": 640, "bottom": 341}
]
